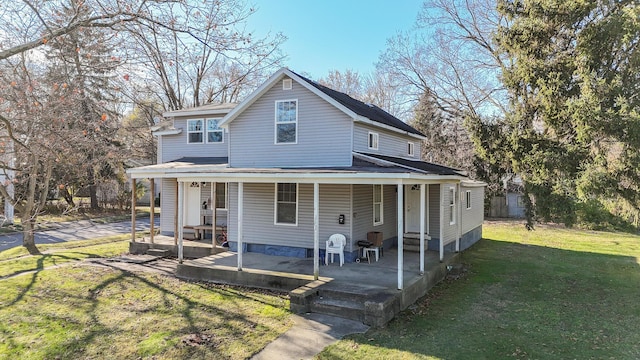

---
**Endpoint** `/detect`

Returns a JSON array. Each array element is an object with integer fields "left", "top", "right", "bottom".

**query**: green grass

[
  {"left": 319, "top": 222, "right": 640, "bottom": 359},
  {"left": 0, "top": 238, "right": 292, "bottom": 359}
]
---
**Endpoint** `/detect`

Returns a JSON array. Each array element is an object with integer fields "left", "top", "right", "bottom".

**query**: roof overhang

[
  {"left": 162, "top": 103, "right": 237, "bottom": 118},
  {"left": 152, "top": 128, "right": 182, "bottom": 136}
]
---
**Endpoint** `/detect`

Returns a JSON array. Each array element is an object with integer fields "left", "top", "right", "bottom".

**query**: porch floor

[{"left": 182, "top": 248, "right": 450, "bottom": 290}]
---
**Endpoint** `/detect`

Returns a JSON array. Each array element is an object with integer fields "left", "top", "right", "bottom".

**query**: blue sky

[{"left": 247, "top": 0, "right": 423, "bottom": 79}]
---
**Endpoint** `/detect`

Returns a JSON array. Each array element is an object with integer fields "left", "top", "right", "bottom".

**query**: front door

[
  {"left": 405, "top": 184, "right": 422, "bottom": 233},
  {"left": 184, "top": 182, "right": 202, "bottom": 226}
]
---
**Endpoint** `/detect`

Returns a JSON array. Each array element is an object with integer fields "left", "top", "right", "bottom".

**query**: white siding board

[
  {"left": 428, "top": 184, "right": 440, "bottom": 237},
  {"left": 442, "top": 183, "right": 458, "bottom": 245},
  {"left": 160, "top": 116, "right": 228, "bottom": 163},
  {"left": 228, "top": 183, "right": 352, "bottom": 251},
  {"left": 352, "top": 184, "right": 398, "bottom": 244},
  {"left": 461, "top": 186, "right": 485, "bottom": 233},
  {"left": 160, "top": 179, "right": 176, "bottom": 235},
  {"left": 353, "top": 123, "right": 420, "bottom": 159},
  {"left": 229, "top": 80, "right": 352, "bottom": 167}
]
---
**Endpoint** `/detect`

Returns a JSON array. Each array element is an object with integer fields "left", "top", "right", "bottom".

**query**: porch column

[
  {"left": 397, "top": 183, "right": 404, "bottom": 290},
  {"left": 174, "top": 181, "right": 178, "bottom": 245},
  {"left": 177, "top": 181, "right": 184, "bottom": 263},
  {"left": 149, "top": 178, "right": 155, "bottom": 244},
  {"left": 212, "top": 182, "right": 217, "bottom": 249},
  {"left": 237, "top": 182, "right": 244, "bottom": 271},
  {"left": 456, "top": 183, "right": 461, "bottom": 252},
  {"left": 419, "top": 184, "right": 425, "bottom": 274},
  {"left": 439, "top": 185, "right": 444, "bottom": 262},
  {"left": 131, "top": 178, "right": 136, "bottom": 243},
  {"left": 426, "top": 184, "right": 430, "bottom": 235},
  {"left": 313, "top": 182, "right": 319, "bottom": 280}
]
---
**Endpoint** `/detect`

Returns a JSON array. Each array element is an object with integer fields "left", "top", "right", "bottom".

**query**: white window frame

[
  {"left": 368, "top": 131, "right": 379, "bottom": 150},
  {"left": 465, "top": 190, "right": 472, "bottom": 210},
  {"left": 215, "top": 182, "right": 228, "bottom": 210},
  {"left": 282, "top": 78, "right": 292, "bottom": 90},
  {"left": 274, "top": 183, "right": 298, "bottom": 226},
  {"left": 408, "top": 141, "right": 415, "bottom": 156},
  {"left": 373, "top": 184, "right": 384, "bottom": 226},
  {"left": 275, "top": 99, "right": 298, "bottom": 144},
  {"left": 187, "top": 119, "right": 204, "bottom": 144},
  {"left": 449, "top": 187, "right": 456, "bottom": 225},
  {"left": 206, "top": 118, "right": 224, "bottom": 143}
]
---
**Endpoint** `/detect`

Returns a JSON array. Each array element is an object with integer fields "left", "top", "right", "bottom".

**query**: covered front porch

[{"left": 176, "top": 247, "right": 459, "bottom": 327}]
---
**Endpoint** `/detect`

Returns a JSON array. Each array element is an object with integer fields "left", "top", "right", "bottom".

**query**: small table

[{"left": 363, "top": 247, "right": 380, "bottom": 263}]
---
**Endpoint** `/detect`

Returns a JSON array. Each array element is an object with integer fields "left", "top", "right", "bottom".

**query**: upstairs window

[
  {"left": 408, "top": 142, "right": 415, "bottom": 156},
  {"left": 282, "top": 78, "right": 292, "bottom": 90},
  {"left": 206, "top": 118, "right": 223, "bottom": 143},
  {"left": 368, "top": 132, "right": 379, "bottom": 150},
  {"left": 275, "top": 183, "right": 298, "bottom": 225},
  {"left": 275, "top": 100, "right": 297, "bottom": 144},
  {"left": 187, "top": 119, "right": 204, "bottom": 143},
  {"left": 373, "top": 184, "right": 383, "bottom": 225}
]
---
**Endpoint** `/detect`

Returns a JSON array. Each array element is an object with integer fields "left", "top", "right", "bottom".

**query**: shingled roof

[{"left": 291, "top": 70, "right": 425, "bottom": 137}]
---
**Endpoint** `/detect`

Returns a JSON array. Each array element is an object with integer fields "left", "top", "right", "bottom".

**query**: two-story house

[{"left": 128, "top": 68, "right": 484, "bottom": 290}]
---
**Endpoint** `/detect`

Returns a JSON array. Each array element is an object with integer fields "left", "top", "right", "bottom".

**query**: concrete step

[
  {"left": 310, "top": 297, "right": 365, "bottom": 322},
  {"left": 146, "top": 248, "right": 170, "bottom": 257}
]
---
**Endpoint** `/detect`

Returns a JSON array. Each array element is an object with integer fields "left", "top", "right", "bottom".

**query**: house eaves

[{"left": 162, "top": 103, "right": 237, "bottom": 118}]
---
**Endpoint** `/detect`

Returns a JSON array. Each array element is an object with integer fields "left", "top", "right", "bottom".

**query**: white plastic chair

[{"left": 325, "top": 234, "right": 346, "bottom": 266}]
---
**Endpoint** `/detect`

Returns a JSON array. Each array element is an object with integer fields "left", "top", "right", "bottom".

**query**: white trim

[
  {"left": 397, "top": 183, "right": 404, "bottom": 290},
  {"left": 162, "top": 103, "right": 236, "bottom": 118},
  {"left": 274, "top": 183, "right": 299, "bottom": 226},
  {"left": 373, "top": 184, "right": 383, "bottom": 226},
  {"left": 274, "top": 99, "right": 298, "bottom": 145},
  {"left": 205, "top": 118, "right": 224, "bottom": 144},
  {"left": 186, "top": 119, "right": 204, "bottom": 144},
  {"left": 408, "top": 141, "right": 415, "bottom": 157},
  {"left": 152, "top": 128, "right": 182, "bottom": 136},
  {"left": 282, "top": 78, "right": 292, "bottom": 90},
  {"left": 449, "top": 186, "right": 456, "bottom": 225},
  {"left": 313, "top": 182, "right": 319, "bottom": 280},
  {"left": 238, "top": 182, "right": 244, "bottom": 270},
  {"left": 368, "top": 131, "right": 379, "bottom": 150}
]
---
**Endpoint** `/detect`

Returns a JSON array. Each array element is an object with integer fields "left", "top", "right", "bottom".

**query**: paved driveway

[{"left": 0, "top": 217, "right": 159, "bottom": 252}]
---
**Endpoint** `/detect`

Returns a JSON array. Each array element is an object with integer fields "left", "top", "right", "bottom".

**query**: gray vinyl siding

[
  {"left": 353, "top": 123, "right": 421, "bottom": 159},
  {"left": 461, "top": 186, "right": 485, "bottom": 234},
  {"left": 160, "top": 178, "right": 176, "bottom": 235},
  {"left": 228, "top": 78, "right": 352, "bottom": 167},
  {"left": 427, "top": 184, "right": 440, "bottom": 238},
  {"left": 160, "top": 116, "right": 228, "bottom": 163},
  {"left": 228, "top": 183, "right": 353, "bottom": 251},
  {"left": 442, "top": 183, "right": 459, "bottom": 245},
  {"left": 352, "top": 184, "right": 398, "bottom": 245}
]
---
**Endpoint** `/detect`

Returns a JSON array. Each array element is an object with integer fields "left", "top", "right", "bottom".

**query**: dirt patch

[{"left": 83, "top": 256, "right": 180, "bottom": 276}]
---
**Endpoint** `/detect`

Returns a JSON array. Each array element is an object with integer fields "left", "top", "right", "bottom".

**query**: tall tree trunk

[
  {"left": 88, "top": 168, "right": 98, "bottom": 210},
  {"left": 21, "top": 216, "right": 40, "bottom": 255}
]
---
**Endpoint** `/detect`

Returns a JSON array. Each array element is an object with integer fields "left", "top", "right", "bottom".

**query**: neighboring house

[
  {"left": 489, "top": 175, "right": 525, "bottom": 218},
  {"left": 127, "top": 68, "right": 485, "bottom": 288}
]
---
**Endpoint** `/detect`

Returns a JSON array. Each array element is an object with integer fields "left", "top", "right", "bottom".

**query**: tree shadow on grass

[
  {"left": 322, "top": 238, "right": 640, "bottom": 360},
  {"left": 34, "top": 262, "right": 288, "bottom": 359},
  {"left": 0, "top": 253, "right": 81, "bottom": 309}
]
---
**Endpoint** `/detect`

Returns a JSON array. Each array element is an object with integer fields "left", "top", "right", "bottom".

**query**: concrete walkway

[{"left": 252, "top": 312, "right": 369, "bottom": 360}]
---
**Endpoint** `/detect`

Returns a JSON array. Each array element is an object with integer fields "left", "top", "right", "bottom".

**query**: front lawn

[
  {"left": 0, "top": 240, "right": 292, "bottom": 359},
  {"left": 319, "top": 222, "right": 640, "bottom": 359}
]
